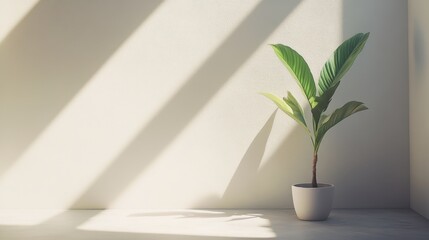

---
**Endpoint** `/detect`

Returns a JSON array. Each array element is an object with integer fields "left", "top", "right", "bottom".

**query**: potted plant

[{"left": 261, "top": 32, "right": 370, "bottom": 221}]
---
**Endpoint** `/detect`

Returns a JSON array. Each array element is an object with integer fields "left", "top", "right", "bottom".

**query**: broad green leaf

[
  {"left": 260, "top": 92, "right": 309, "bottom": 132},
  {"left": 318, "top": 33, "right": 370, "bottom": 95},
  {"left": 271, "top": 44, "right": 316, "bottom": 103},
  {"left": 315, "top": 101, "right": 368, "bottom": 152},
  {"left": 283, "top": 91, "right": 307, "bottom": 128}
]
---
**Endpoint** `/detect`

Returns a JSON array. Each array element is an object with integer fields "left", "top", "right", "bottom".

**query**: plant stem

[{"left": 312, "top": 154, "right": 318, "bottom": 187}]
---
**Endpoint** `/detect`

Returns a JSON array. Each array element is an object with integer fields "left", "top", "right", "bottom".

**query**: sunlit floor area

[{"left": 0, "top": 209, "right": 427, "bottom": 240}]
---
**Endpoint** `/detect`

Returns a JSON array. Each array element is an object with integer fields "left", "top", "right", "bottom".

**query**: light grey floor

[{"left": 0, "top": 209, "right": 428, "bottom": 239}]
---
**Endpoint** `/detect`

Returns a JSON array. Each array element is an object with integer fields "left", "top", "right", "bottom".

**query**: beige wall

[
  {"left": 409, "top": 0, "right": 429, "bottom": 219},
  {"left": 0, "top": 0, "right": 409, "bottom": 209}
]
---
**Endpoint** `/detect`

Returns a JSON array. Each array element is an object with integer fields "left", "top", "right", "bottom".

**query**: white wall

[
  {"left": 409, "top": 0, "right": 429, "bottom": 219},
  {"left": 0, "top": 0, "right": 409, "bottom": 209}
]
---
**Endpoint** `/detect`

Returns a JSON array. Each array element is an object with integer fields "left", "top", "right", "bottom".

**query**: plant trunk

[{"left": 312, "top": 154, "right": 318, "bottom": 188}]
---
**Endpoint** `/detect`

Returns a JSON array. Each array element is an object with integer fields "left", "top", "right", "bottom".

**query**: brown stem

[{"left": 312, "top": 154, "right": 318, "bottom": 188}]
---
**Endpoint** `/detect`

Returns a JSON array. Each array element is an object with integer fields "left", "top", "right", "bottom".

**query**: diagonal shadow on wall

[
  {"left": 71, "top": 0, "right": 301, "bottom": 208},
  {"left": 0, "top": 0, "right": 163, "bottom": 176}
]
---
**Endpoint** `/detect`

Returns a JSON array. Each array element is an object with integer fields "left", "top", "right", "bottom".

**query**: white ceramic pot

[{"left": 291, "top": 183, "right": 334, "bottom": 221}]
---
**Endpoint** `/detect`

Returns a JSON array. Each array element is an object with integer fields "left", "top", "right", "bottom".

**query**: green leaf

[
  {"left": 315, "top": 101, "right": 368, "bottom": 152},
  {"left": 271, "top": 44, "right": 316, "bottom": 103},
  {"left": 318, "top": 33, "right": 370, "bottom": 95},
  {"left": 319, "top": 114, "right": 329, "bottom": 125},
  {"left": 283, "top": 92, "right": 307, "bottom": 128},
  {"left": 311, "top": 83, "right": 339, "bottom": 129},
  {"left": 260, "top": 92, "right": 309, "bottom": 132}
]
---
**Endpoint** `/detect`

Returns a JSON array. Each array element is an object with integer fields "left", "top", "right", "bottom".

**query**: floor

[{"left": 0, "top": 209, "right": 427, "bottom": 239}]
